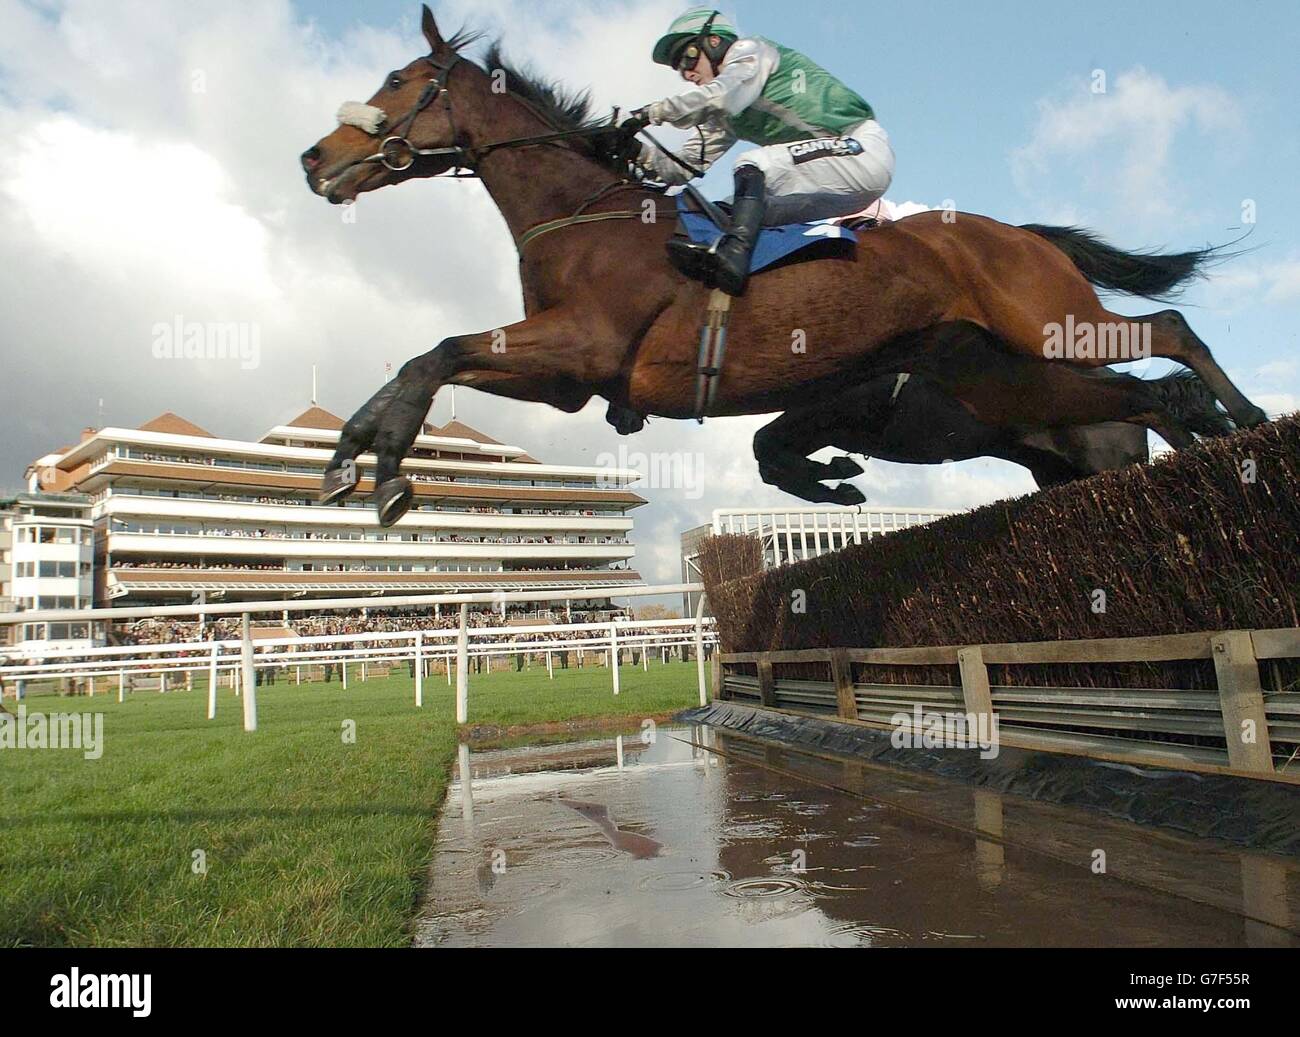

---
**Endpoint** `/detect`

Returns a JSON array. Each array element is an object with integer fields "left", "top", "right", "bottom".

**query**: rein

[{"left": 338, "top": 51, "right": 681, "bottom": 251}]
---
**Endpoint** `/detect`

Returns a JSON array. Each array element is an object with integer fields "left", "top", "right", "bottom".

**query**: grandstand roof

[
  {"left": 284, "top": 406, "right": 346, "bottom": 431},
  {"left": 137, "top": 412, "right": 214, "bottom": 438}
]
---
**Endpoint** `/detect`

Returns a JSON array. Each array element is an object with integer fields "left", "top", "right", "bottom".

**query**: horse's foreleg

[
  {"left": 325, "top": 311, "right": 616, "bottom": 525},
  {"left": 754, "top": 412, "right": 866, "bottom": 506}
]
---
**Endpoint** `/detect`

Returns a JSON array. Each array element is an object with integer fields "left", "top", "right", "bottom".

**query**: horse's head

[{"left": 301, "top": 5, "right": 476, "bottom": 204}]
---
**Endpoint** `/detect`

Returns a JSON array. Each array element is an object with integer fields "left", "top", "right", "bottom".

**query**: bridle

[
  {"left": 361, "top": 51, "right": 476, "bottom": 176},
  {"left": 346, "top": 50, "right": 627, "bottom": 181},
  {"left": 329, "top": 48, "right": 691, "bottom": 250}
]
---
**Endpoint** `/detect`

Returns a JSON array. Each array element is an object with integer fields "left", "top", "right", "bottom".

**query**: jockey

[{"left": 629, "top": 8, "right": 894, "bottom": 296}]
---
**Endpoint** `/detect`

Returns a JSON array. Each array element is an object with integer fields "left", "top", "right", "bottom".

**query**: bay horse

[{"left": 301, "top": 6, "right": 1265, "bottom": 526}]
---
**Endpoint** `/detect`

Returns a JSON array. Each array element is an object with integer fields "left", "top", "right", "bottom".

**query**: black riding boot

[{"left": 667, "top": 165, "right": 766, "bottom": 296}]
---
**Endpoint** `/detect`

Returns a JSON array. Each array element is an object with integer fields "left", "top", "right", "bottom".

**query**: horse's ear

[{"left": 421, "top": 4, "right": 444, "bottom": 52}]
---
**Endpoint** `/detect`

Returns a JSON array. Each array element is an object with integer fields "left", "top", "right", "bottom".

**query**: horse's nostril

[{"left": 301, "top": 147, "right": 322, "bottom": 171}]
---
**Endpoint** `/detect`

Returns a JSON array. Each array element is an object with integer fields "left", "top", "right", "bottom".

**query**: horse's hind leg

[
  {"left": 1140, "top": 310, "right": 1267, "bottom": 428},
  {"left": 915, "top": 320, "right": 1199, "bottom": 448}
]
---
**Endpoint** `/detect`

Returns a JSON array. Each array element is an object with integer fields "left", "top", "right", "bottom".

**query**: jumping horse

[{"left": 301, "top": 6, "right": 1265, "bottom": 524}]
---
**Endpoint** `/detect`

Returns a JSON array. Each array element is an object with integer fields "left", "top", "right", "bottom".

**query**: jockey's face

[{"left": 679, "top": 37, "right": 721, "bottom": 85}]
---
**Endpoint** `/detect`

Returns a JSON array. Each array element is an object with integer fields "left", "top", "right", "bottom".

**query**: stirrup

[{"left": 667, "top": 238, "right": 724, "bottom": 287}]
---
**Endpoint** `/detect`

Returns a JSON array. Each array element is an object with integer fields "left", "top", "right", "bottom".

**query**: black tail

[
  {"left": 1152, "top": 369, "right": 1236, "bottom": 438},
  {"left": 1020, "top": 224, "right": 1225, "bottom": 300}
]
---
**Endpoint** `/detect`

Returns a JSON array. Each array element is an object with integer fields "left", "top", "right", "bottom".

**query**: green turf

[{"left": 0, "top": 658, "right": 707, "bottom": 947}]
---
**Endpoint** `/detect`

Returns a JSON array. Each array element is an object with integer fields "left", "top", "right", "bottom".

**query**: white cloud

[
  {"left": 1201, "top": 255, "right": 1300, "bottom": 313},
  {"left": 1011, "top": 67, "right": 1242, "bottom": 226}
]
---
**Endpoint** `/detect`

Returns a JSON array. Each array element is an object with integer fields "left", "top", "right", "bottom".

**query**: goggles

[{"left": 674, "top": 42, "right": 703, "bottom": 71}]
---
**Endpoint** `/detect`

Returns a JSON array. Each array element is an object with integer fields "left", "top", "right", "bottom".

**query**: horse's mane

[{"left": 445, "top": 29, "right": 618, "bottom": 170}]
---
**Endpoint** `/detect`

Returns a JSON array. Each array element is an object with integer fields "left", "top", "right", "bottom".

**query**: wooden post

[
  {"left": 694, "top": 595, "right": 708, "bottom": 706},
  {"left": 414, "top": 632, "right": 424, "bottom": 708},
  {"left": 957, "top": 646, "right": 995, "bottom": 719},
  {"left": 240, "top": 612, "right": 257, "bottom": 733},
  {"left": 757, "top": 655, "right": 775, "bottom": 707},
  {"left": 610, "top": 623, "right": 620, "bottom": 696},
  {"left": 1212, "top": 631, "right": 1273, "bottom": 773},
  {"left": 830, "top": 649, "right": 856, "bottom": 720},
  {"left": 118, "top": 669, "right": 126, "bottom": 704},
  {"left": 456, "top": 603, "right": 469, "bottom": 724},
  {"left": 207, "top": 641, "right": 219, "bottom": 720},
  {"left": 546, "top": 650, "right": 553, "bottom": 680},
  {"left": 711, "top": 650, "right": 722, "bottom": 703}
]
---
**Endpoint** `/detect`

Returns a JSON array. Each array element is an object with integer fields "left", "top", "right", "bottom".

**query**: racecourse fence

[
  {"left": 714, "top": 629, "right": 1300, "bottom": 777},
  {"left": 0, "top": 583, "right": 715, "bottom": 729}
]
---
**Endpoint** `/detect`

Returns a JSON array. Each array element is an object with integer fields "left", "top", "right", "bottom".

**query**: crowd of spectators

[{"left": 115, "top": 606, "right": 633, "bottom": 644}]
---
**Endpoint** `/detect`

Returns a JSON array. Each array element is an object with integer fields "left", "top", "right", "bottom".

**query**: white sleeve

[
  {"left": 638, "top": 119, "right": 737, "bottom": 184},
  {"left": 647, "top": 38, "right": 778, "bottom": 128}
]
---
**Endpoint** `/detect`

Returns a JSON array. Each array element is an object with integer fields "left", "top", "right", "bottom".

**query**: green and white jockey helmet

[{"left": 651, "top": 8, "right": 740, "bottom": 67}]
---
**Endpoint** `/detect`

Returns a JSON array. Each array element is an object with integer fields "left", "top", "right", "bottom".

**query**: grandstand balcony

[{"left": 95, "top": 493, "right": 634, "bottom": 536}]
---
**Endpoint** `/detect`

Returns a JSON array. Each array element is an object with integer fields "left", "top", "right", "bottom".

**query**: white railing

[
  {"left": 0, "top": 583, "right": 712, "bottom": 731},
  {"left": 710, "top": 506, "right": 953, "bottom": 567}
]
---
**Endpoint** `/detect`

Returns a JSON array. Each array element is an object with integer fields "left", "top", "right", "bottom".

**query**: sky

[{"left": 0, "top": 0, "right": 1296, "bottom": 592}]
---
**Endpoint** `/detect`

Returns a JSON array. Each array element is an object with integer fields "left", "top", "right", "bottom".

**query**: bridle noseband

[{"left": 363, "top": 51, "right": 476, "bottom": 176}]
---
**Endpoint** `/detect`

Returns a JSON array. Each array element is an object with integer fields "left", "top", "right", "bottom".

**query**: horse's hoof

[
  {"left": 828, "top": 483, "right": 866, "bottom": 507},
  {"left": 1240, "top": 404, "right": 1268, "bottom": 428},
  {"left": 825, "top": 455, "right": 864, "bottom": 480},
  {"left": 374, "top": 477, "right": 414, "bottom": 528},
  {"left": 605, "top": 404, "right": 645, "bottom": 436},
  {"left": 319, "top": 466, "right": 358, "bottom": 505}
]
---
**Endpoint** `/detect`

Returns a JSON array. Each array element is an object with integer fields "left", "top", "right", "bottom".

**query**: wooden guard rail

[{"left": 714, "top": 627, "right": 1300, "bottom": 779}]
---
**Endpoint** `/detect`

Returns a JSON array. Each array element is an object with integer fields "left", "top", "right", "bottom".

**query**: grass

[{"left": 0, "top": 658, "right": 706, "bottom": 947}]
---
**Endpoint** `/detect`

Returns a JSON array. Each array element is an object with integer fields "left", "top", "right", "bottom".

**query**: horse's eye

[{"left": 388, "top": 74, "right": 403, "bottom": 90}]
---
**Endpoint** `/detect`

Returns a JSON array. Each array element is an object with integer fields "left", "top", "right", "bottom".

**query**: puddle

[{"left": 412, "top": 724, "right": 1300, "bottom": 948}]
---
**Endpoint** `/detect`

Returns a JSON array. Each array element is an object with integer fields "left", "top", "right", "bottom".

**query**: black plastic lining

[{"left": 681, "top": 702, "right": 1300, "bottom": 857}]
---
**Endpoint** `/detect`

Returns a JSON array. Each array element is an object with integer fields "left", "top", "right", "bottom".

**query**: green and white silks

[{"left": 642, "top": 37, "right": 893, "bottom": 226}]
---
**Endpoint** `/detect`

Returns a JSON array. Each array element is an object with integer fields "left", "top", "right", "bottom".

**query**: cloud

[
  {"left": 1011, "top": 67, "right": 1242, "bottom": 227},
  {"left": 1200, "top": 255, "right": 1300, "bottom": 313},
  {"left": 0, "top": 0, "right": 1051, "bottom": 585}
]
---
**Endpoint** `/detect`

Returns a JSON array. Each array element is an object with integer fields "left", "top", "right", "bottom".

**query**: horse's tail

[
  {"left": 1151, "top": 369, "right": 1236, "bottom": 438},
  {"left": 1020, "top": 224, "right": 1223, "bottom": 300}
]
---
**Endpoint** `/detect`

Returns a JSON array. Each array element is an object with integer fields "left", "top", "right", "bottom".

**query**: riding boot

[{"left": 667, "top": 165, "right": 766, "bottom": 296}]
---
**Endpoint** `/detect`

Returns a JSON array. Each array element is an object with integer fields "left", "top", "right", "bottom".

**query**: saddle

[
  {"left": 672, "top": 193, "right": 859, "bottom": 274},
  {"left": 673, "top": 190, "right": 863, "bottom": 421}
]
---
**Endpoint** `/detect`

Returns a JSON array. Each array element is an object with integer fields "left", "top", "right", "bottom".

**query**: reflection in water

[
  {"left": 412, "top": 724, "right": 1299, "bottom": 948},
  {"left": 559, "top": 798, "right": 662, "bottom": 859}
]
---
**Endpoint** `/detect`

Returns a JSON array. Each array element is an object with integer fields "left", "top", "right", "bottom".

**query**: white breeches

[{"left": 736, "top": 119, "right": 895, "bottom": 226}]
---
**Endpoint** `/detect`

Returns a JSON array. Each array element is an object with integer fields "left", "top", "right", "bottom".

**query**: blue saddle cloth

[{"left": 674, "top": 194, "right": 856, "bottom": 274}]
